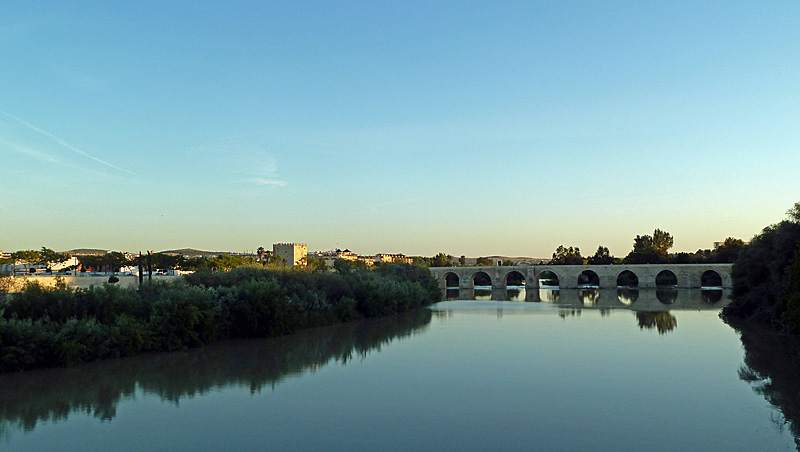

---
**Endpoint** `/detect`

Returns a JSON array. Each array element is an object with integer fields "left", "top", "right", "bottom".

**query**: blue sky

[{"left": 2, "top": 1, "right": 799, "bottom": 257}]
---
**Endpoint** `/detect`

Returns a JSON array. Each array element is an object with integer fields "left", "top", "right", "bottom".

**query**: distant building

[
  {"left": 375, "top": 253, "right": 413, "bottom": 265},
  {"left": 314, "top": 249, "right": 357, "bottom": 268},
  {"left": 273, "top": 243, "right": 307, "bottom": 267}
]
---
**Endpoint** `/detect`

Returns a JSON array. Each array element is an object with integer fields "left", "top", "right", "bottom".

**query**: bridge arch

[
  {"left": 578, "top": 270, "right": 600, "bottom": 288},
  {"left": 701, "top": 270, "right": 723, "bottom": 288},
  {"left": 444, "top": 272, "right": 460, "bottom": 289},
  {"left": 616, "top": 270, "right": 639, "bottom": 288},
  {"left": 472, "top": 271, "right": 492, "bottom": 287},
  {"left": 656, "top": 270, "right": 678, "bottom": 287},
  {"left": 505, "top": 270, "right": 526, "bottom": 288},
  {"left": 538, "top": 269, "right": 560, "bottom": 288}
]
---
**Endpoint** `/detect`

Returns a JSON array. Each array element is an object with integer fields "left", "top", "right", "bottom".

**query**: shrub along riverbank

[
  {"left": 0, "top": 264, "right": 441, "bottom": 372},
  {"left": 722, "top": 202, "right": 800, "bottom": 334}
]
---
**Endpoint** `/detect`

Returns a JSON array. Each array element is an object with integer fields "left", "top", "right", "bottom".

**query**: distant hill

[
  {"left": 460, "top": 256, "right": 550, "bottom": 265},
  {"left": 160, "top": 248, "right": 229, "bottom": 257},
  {"left": 58, "top": 248, "right": 233, "bottom": 257}
]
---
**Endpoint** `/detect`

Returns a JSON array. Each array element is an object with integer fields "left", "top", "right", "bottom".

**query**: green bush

[
  {"left": 0, "top": 263, "right": 440, "bottom": 371},
  {"left": 148, "top": 285, "right": 221, "bottom": 351}
]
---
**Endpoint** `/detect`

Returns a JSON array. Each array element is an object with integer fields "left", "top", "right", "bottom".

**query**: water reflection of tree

[
  {"left": 540, "top": 289, "right": 560, "bottom": 303},
  {"left": 635, "top": 311, "right": 678, "bottom": 334},
  {"left": 617, "top": 288, "right": 638, "bottom": 305},
  {"left": 725, "top": 318, "right": 800, "bottom": 450},
  {"left": 579, "top": 289, "right": 599, "bottom": 306},
  {"left": 0, "top": 310, "right": 432, "bottom": 438},
  {"left": 559, "top": 309, "right": 581, "bottom": 319}
]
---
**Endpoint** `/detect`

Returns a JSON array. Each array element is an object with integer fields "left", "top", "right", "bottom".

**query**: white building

[{"left": 375, "top": 253, "right": 413, "bottom": 265}]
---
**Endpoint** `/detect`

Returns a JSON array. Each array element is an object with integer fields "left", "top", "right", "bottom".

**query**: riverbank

[{"left": 0, "top": 264, "right": 441, "bottom": 372}]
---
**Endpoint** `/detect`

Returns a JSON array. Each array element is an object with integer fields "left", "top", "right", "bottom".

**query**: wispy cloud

[
  {"left": 247, "top": 178, "right": 287, "bottom": 187},
  {"left": 0, "top": 110, "right": 135, "bottom": 175},
  {"left": 242, "top": 150, "right": 287, "bottom": 187},
  {"left": 1, "top": 139, "right": 61, "bottom": 164}
]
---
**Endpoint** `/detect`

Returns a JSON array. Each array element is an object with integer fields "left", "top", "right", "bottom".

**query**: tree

[
  {"left": 713, "top": 237, "right": 745, "bottom": 263},
  {"left": 431, "top": 253, "right": 451, "bottom": 267},
  {"left": 551, "top": 245, "right": 584, "bottom": 265},
  {"left": 411, "top": 256, "right": 430, "bottom": 267},
  {"left": 103, "top": 252, "right": 129, "bottom": 273},
  {"left": 722, "top": 202, "right": 800, "bottom": 326},
  {"left": 788, "top": 202, "right": 800, "bottom": 223},
  {"left": 652, "top": 229, "right": 674, "bottom": 255},
  {"left": 148, "top": 253, "right": 182, "bottom": 272},
  {"left": 256, "top": 247, "right": 266, "bottom": 263},
  {"left": 212, "top": 254, "right": 256, "bottom": 270},
  {"left": 78, "top": 255, "right": 103, "bottom": 272},
  {"left": 333, "top": 258, "right": 366, "bottom": 275},
  {"left": 182, "top": 257, "right": 214, "bottom": 271},
  {"left": 11, "top": 249, "right": 42, "bottom": 275},
  {"left": 624, "top": 229, "right": 673, "bottom": 264},
  {"left": 476, "top": 257, "right": 493, "bottom": 266},
  {"left": 304, "top": 256, "right": 327, "bottom": 273},
  {"left": 38, "top": 247, "right": 68, "bottom": 270},
  {"left": 587, "top": 246, "right": 614, "bottom": 265},
  {"left": 631, "top": 229, "right": 673, "bottom": 255}
]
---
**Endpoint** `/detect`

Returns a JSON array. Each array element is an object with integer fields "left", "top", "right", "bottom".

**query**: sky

[{"left": 1, "top": 1, "right": 799, "bottom": 258}]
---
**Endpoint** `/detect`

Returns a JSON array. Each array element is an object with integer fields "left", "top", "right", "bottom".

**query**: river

[{"left": 1, "top": 289, "right": 798, "bottom": 451}]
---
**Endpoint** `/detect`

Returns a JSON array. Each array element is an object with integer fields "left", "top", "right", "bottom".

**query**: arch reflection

[
  {"left": 702, "top": 289, "right": 723, "bottom": 304},
  {"left": 656, "top": 288, "right": 679, "bottom": 304},
  {"left": 617, "top": 288, "right": 639, "bottom": 305},
  {"left": 579, "top": 288, "right": 600, "bottom": 307}
]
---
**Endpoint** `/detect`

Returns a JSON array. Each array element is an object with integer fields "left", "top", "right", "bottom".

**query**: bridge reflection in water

[{"left": 444, "top": 287, "right": 730, "bottom": 311}]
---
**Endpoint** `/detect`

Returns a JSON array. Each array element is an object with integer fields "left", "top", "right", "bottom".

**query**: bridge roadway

[{"left": 429, "top": 263, "right": 733, "bottom": 292}]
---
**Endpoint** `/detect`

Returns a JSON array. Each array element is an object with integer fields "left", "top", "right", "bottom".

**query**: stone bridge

[{"left": 429, "top": 263, "right": 733, "bottom": 292}]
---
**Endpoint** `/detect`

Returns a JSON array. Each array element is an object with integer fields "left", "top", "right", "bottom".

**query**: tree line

[
  {"left": 0, "top": 249, "right": 318, "bottom": 275},
  {"left": 549, "top": 230, "right": 745, "bottom": 265},
  {"left": 722, "top": 202, "right": 800, "bottom": 334},
  {"left": 0, "top": 263, "right": 441, "bottom": 372},
  {"left": 421, "top": 230, "right": 745, "bottom": 268}
]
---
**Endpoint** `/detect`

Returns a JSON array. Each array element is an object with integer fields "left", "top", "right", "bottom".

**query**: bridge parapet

[{"left": 429, "top": 263, "right": 733, "bottom": 293}]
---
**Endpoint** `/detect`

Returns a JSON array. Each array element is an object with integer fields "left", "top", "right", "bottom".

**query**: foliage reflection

[
  {"left": 725, "top": 317, "right": 800, "bottom": 448},
  {"left": 0, "top": 310, "right": 432, "bottom": 438},
  {"left": 635, "top": 311, "right": 678, "bottom": 334}
]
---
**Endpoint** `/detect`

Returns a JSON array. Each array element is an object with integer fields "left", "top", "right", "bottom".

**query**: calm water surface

[{"left": 1, "top": 290, "right": 798, "bottom": 451}]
